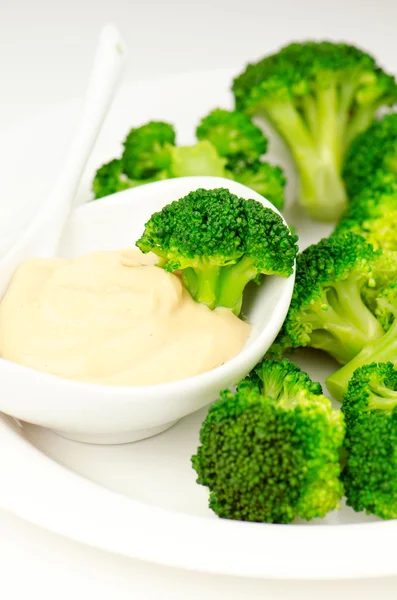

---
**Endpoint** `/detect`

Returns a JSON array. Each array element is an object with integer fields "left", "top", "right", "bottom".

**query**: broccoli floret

[
  {"left": 229, "top": 161, "right": 286, "bottom": 210},
  {"left": 270, "top": 233, "right": 385, "bottom": 364},
  {"left": 341, "top": 362, "right": 397, "bottom": 519},
  {"left": 136, "top": 188, "right": 298, "bottom": 315},
  {"left": 169, "top": 140, "right": 226, "bottom": 177},
  {"left": 191, "top": 358, "right": 344, "bottom": 524},
  {"left": 343, "top": 112, "right": 397, "bottom": 198},
  {"left": 92, "top": 159, "right": 136, "bottom": 199},
  {"left": 326, "top": 283, "right": 397, "bottom": 401},
  {"left": 196, "top": 108, "right": 268, "bottom": 166},
  {"left": 122, "top": 121, "right": 176, "bottom": 180},
  {"left": 92, "top": 114, "right": 287, "bottom": 210},
  {"left": 233, "top": 41, "right": 397, "bottom": 221},
  {"left": 334, "top": 171, "right": 397, "bottom": 251}
]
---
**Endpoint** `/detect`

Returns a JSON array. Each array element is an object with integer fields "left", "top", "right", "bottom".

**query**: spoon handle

[{"left": 0, "top": 25, "right": 126, "bottom": 297}]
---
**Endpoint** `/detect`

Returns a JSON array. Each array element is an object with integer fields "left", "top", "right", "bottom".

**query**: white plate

[{"left": 0, "top": 69, "right": 393, "bottom": 581}]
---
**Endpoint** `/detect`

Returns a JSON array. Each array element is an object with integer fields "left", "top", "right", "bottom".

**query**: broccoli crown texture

[
  {"left": 196, "top": 108, "right": 268, "bottom": 166},
  {"left": 136, "top": 188, "right": 297, "bottom": 314},
  {"left": 92, "top": 159, "right": 134, "bottom": 199},
  {"left": 343, "top": 112, "right": 397, "bottom": 198},
  {"left": 191, "top": 358, "right": 344, "bottom": 524},
  {"left": 269, "top": 233, "right": 385, "bottom": 364},
  {"left": 334, "top": 171, "right": 397, "bottom": 251},
  {"left": 232, "top": 41, "right": 397, "bottom": 221},
  {"left": 326, "top": 282, "right": 397, "bottom": 401},
  {"left": 122, "top": 121, "right": 176, "bottom": 180},
  {"left": 341, "top": 362, "right": 397, "bottom": 519}
]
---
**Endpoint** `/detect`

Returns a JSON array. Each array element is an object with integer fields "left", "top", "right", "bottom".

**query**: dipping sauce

[{"left": 0, "top": 249, "right": 250, "bottom": 386}]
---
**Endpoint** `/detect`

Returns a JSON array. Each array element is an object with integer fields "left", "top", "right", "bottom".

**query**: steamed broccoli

[
  {"left": 268, "top": 233, "right": 385, "bottom": 364},
  {"left": 136, "top": 188, "right": 298, "bottom": 315},
  {"left": 92, "top": 114, "right": 287, "bottom": 210},
  {"left": 343, "top": 112, "right": 397, "bottom": 198},
  {"left": 122, "top": 121, "right": 176, "bottom": 180},
  {"left": 326, "top": 283, "right": 397, "bottom": 401},
  {"left": 191, "top": 358, "right": 344, "bottom": 524},
  {"left": 228, "top": 161, "right": 286, "bottom": 211},
  {"left": 334, "top": 171, "right": 397, "bottom": 251},
  {"left": 233, "top": 41, "right": 397, "bottom": 221},
  {"left": 168, "top": 140, "right": 226, "bottom": 177},
  {"left": 92, "top": 159, "right": 136, "bottom": 199},
  {"left": 196, "top": 108, "right": 268, "bottom": 167},
  {"left": 341, "top": 362, "right": 397, "bottom": 519},
  {"left": 195, "top": 109, "right": 287, "bottom": 209}
]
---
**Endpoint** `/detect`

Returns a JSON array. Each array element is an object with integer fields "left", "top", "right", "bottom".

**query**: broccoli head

[
  {"left": 92, "top": 159, "right": 135, "bottom": 199},
  {"left": 191, "top": 358, "right": 344, "bottom": 524},
  {"left": 92, "top": 115, "right": 287, "bottom": 210},
  {"left": 334, "top": 171, "right": 397, "bottom": 251},
  {"left": 270, "top": 233, "right": 385, "bottom": 365},
  {"left": 343, "top": 112, "right": 397, "bottom": 198},
  {"left": 136, "top": 188, "right": 297, "bottom": 315},
  {"left": 233, "top": 41, "right": 397, "bottom": 221},
  {"left": 326, "top": 282, "right": 397, "bottom": 401},
  {"left": 341, "top": 362, "right": 397, "bottom": 519},
  {"left": 122, "top": 121, "right": 176, "bottom": 180},
  {"left": 196, "top": 108, "right": 268, "bottom": 167}
]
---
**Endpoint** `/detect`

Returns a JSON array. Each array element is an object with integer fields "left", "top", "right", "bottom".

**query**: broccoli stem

[
  {"left": 305, "top": 303, "right": 372, "bottom": 364},
  {"left": 345, "top": 105, "right": 377, "bottom": 152},
  {"left": 307, "top": 280, "right": 384, "bottom": 364},
  {"left": 326, "top": 319, "right": 397, "bottom": 402},
  {"left": 262, "top": 98, "right": 347, "bottom": 221},
  {"left": 217, "top": 256, "right": 258, "bottom": 314},
  {"left": 331, "top": 279, "right": 384, "bottom": 340},
  {"left": 187, "top": 265, "right": 221, "bottom": 309}
]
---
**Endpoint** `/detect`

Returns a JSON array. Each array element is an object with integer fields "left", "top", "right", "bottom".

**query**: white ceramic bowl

[{"left": 0, "top": 176, "right": 295, "bottom": 444}]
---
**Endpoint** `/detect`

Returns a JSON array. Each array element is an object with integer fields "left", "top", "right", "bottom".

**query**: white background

[{"left": 1, "top": 0, "right": 397, "bottom": 597}]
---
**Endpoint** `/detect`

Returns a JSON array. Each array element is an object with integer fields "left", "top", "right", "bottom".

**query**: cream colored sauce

[{"left": 0, "top": 249, "right": 250, "bottom": 386}]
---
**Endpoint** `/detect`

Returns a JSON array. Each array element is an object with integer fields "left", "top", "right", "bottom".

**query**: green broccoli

[
  {"left": 196, "top": 108, "right": 268, "bottom": 167},
  {"left": 233, "top": 41, "right": 397, "bottom": 221},
  {"left": 92, "top": 115, "right": 287, "bottom": 210},
  {"left": 228, "top": 161, "right": 286, "bottom": 211},
  {"left": 168, "top": 140, "right": 226, "bottom": 177},
  {"left": 326, "top": 283, "right": 397, "bottom": 401},
  {"left": 343, "top": 112, "right": 397, "bottom": 199},
  {"left": 191, "top": 358, "right": 344, "bottom": 524},
  {"left": 122, "top": 121, "right": 176, "bottom": 180},
  {"left": 334, "top": 171, "right": 397, "bottom": 251},
  {"left": 136, "top": 188, "right": 298, "bottom": 315},
  {"left": 92, "top": 159, "right": 136, "bottom": 199},
  {"left": 269, "top": 233, "right": 386, "bottom": 365},
  {"left": 341, "top": 362, "right": 397, "bottom": 519}
]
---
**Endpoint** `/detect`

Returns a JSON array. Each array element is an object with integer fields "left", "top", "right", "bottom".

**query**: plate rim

[{"left": 1, "top": 71, "right": 396, "bottom": 581}]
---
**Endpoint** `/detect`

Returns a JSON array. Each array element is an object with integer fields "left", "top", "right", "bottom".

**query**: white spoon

[{"left": 0, "top": 24, "right": 126, "bottom": 297}]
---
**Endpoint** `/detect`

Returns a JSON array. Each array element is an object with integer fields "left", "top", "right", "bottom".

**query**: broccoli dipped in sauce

[
  {"left": 233, "top": 41, "right": 397, "bottom": 221},
  {"left": 136, "top": 188, "right": 297, "bottom": 315},
  {"left": 335, "top": 171, "right": 397, "bottom": 252},
  {"left": 343, "top": 112, "right": 397, "bottom": 199},
  {"left": 327, "top": 282, "right": 397, "bottom": 401},
  {"left": 341, "top": 362, "right": 397, "bottom": 520},
  {"left": 92, "top": 111, "right": 287, "bottom": 210},
  {"left": 191, "top": 358, "right": 344, "bottom": 524},
  {"left": 268, "top": 233, "right": 385, "bottom": 364}
]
